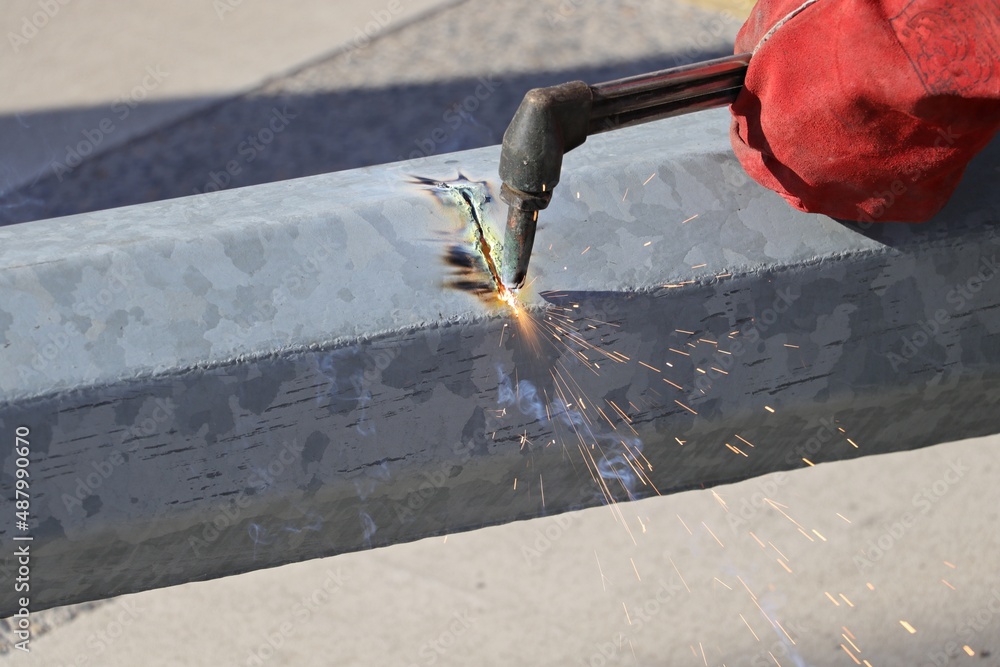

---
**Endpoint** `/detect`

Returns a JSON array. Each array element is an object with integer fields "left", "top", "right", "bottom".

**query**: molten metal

[{"left": 497, "top": 285, "right": 521, "bottom": 315}]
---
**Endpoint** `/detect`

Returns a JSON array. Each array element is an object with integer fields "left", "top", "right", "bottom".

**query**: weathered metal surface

[{"left": 0, "top": 108, "right": 998, "bottom": 615}]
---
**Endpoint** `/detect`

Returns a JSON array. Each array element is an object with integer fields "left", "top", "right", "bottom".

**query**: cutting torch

[{"left": 498, "top": 52, "right": 752, "bottom": 290}]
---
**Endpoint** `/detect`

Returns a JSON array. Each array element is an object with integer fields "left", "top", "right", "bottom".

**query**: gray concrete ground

[
  {"left": 1, "top": 0, "right": 457, "bottom": 196},
  {"left": 2, "top": 0, "right": 999, "bottom": 665},
  {"left": 6, "top": 435, "right": 1000, "bottom": 666}
]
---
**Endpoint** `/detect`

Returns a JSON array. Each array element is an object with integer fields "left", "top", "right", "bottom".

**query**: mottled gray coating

[{"left": 0, "top": 109, "right": 998, "bottom": 615}]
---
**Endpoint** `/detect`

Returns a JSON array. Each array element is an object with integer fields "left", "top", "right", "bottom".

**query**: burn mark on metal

[
  {"left": 412, "top": 174, "right": 507, "bottom": 307},
  {"left": 442, "top": 245, "right": 492, "bottom": 296}
]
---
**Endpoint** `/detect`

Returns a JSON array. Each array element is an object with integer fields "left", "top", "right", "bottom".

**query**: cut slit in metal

[
  {"left": 415, "top": 174, "right": 508, "bottom": 300},
  {"left": 453, "top": 185, "right": 506, "bottom": 297}
]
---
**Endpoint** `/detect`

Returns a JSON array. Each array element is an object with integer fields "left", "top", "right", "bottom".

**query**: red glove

[{"left": 730, "top": 0, "right": 1000, "bottom": 222}]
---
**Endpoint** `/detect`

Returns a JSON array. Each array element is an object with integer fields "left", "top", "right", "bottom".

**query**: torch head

[
  {"left": 499, "top": 185, "right": 542, "bottom": 290},
  {"left": 497, "top": 81, "right": 593, "bottom": 291}
]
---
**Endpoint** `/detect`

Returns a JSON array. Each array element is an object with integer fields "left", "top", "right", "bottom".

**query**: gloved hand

[{"left": 730, "top": 0, "right": 1000, "bottom": 222}]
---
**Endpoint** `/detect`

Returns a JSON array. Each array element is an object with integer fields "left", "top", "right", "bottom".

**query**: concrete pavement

[
  {"left": 7, "top": 435, "right": 998, "bottom": 666},
  {"left": 1, "top": 0, "right": 458, "bottom": 195}
]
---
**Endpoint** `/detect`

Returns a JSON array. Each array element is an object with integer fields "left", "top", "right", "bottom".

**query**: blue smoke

[{"left": 496, "top": 364, "right": 646, "bottom": 497}]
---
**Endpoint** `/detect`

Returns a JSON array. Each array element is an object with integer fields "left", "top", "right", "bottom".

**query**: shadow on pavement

[{"left": 0, "top": 49, "right": 732, "bottom": 227}]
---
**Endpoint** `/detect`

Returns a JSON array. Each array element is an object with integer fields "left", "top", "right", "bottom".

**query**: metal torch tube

[{"left": 588, "top": 53, "right": 750, "bottom": 128}]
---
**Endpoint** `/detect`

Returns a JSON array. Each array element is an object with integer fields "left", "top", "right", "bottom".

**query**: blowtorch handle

[{"left": 588, "top": 52, "right": 751, "bottom": 134}]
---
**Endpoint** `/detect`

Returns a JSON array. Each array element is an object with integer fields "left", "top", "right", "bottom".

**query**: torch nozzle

[{"left": 500, "top": 204, "right": 537, "bottom": 290}]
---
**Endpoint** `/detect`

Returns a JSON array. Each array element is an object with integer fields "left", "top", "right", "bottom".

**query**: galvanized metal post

[{"left": 1, "top": 108, "right": 998, "bottom": 615}]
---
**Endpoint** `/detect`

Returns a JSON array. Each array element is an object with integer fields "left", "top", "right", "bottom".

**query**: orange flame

[{"left": 497, "top": 285, "right": 521, "bottom": 316}]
